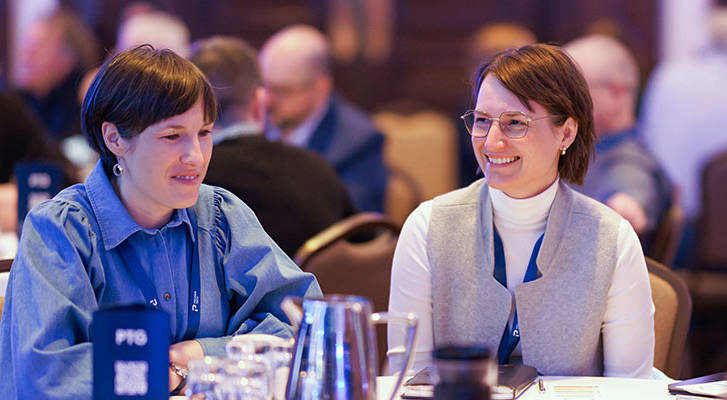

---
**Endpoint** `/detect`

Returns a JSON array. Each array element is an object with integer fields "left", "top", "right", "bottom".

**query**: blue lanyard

[
  {"left": 493, "top": 228, "right": 543, "bottom": 364},
  {"left": 119, "top": 209, "right": 201, "bottom": 341}
]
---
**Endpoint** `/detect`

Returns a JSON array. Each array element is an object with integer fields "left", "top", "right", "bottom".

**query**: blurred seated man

[
  {"left": 260, "top": 25, "right": 388, "bottom": 212},
  {"left": 0, "top": 91, "right": 77, "bottom": 235},
  {"left": 12, "top": 9, "right": 98, "bottom": 140},
  {"left": 565, "top": 35, "right": 671, "bottom": 247},
  {"left": 191, "top": 36, "right": 356, "bottom": 256}
]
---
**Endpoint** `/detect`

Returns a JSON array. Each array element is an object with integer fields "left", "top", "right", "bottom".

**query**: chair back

[
  {"left": 697, "top": 149, "right": 727, "bottom": 269},
  {"left": 0, "top": 259, "right": 10, "bottom": 324},
  {"left": 374, "top": 107, "right": 458, "bottom": 222},
  {"left": 647, "top": 257, "right": 692, "bottom": 378},
  {"left": 0, "top": 258, "right": 11, "bottom": 273},
  {"left": 385, "top": 166, "right": 423, "bottom": 227},
  {"left": 294, "top": 213, "right": 400, "bottom": 369},
  {"left": 648, "top": 196, "right": 685, "bottom": 267}
]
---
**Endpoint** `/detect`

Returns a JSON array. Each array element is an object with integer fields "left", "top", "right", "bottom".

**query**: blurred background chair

[
  {"left": 374, "top": 104, "right": 459, "bottom": 225},
  {"left": 647, "top": 257, "right": 692, "bottom": 379},
  {"left": 0, "top": 258, "right": 12, "bottom": 324},
  {"left": 294, "top": 212, "right": 399, "bottom": 368},
  {"left": 385, "top": 166, "right": 423, "bottom": 227},
  {"left": 0, "top": 258, "right": 11, "bottom": 273},
  {"left": 647, "top": 193, "right": 685, "bottom": 267},
  {"left": 695, "top": 149, "right": 727, "bottom": 271},
  {"left": 681, "top": 149, "right": 727, "bottom": 309},
  {"left": 674, "top": 149, "right": 727, "bottom": 376}
]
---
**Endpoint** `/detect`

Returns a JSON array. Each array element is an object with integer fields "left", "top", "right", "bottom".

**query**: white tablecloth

[{"left": 377, "top": 375, "right": 675, "bottom": 400}]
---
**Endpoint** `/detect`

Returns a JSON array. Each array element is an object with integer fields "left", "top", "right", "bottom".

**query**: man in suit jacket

[
  {"left": 260, "top": 25, "right": 388, "bottom": 212},
  {"left": 565, "top": 35, "right": 672, "bottom": 252},
  {"left": 191, "top": 36, "right": 356, "bottom": 257}
]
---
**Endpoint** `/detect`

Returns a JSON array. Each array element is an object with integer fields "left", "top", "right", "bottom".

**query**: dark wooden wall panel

[{"left": 66, "top": 0, "right": 657, "bottom": 114}]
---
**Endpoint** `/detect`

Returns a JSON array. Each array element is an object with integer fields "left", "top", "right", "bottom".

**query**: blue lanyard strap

[
  {"left": 493, "top": 228, "right": 544, "bottom": 364},
  {"left": 119, "top": 209, "right": 201, "bottom": 341}
]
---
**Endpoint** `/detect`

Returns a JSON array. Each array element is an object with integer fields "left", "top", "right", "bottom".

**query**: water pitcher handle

[{"left": 371, "top": 312, "right": 418, "bottom": 400}]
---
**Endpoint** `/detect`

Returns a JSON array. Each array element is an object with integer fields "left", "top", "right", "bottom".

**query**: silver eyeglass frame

[{"left": 460, "top": 110, "right": 557, "bottom": 138}]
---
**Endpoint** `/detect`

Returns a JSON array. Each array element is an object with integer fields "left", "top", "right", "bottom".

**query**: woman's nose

[
  {"left": 484, "top": 122, "right": 506, "bottom": 150},
  {"left": 181, "top": 137, "right": 204, "bottom": 165}
]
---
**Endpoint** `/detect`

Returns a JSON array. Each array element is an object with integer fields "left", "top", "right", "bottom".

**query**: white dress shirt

[{"left": 387, "top": 179, "right": 655, "bottom": 378}]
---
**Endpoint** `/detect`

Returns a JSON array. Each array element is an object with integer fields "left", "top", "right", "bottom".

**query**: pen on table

[{"left": 538, "top": 378, "right": 546, "bottom": 393}]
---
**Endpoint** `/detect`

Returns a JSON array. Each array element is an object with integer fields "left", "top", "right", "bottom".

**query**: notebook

[
  {"left": 402, "top": 364, "right": 538, "bottom": 399},
  {"left": 668, "top": 372, "right": 727, "bottom": 398}
]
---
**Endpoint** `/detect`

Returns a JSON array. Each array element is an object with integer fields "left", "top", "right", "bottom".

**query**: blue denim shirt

[{"left": 0, "top": 161, "right": 321, "bottom": 399}]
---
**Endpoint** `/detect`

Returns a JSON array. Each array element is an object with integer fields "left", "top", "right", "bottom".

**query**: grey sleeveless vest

[{"left": 428, "top": 179, "right": 622, "bottom": 376}]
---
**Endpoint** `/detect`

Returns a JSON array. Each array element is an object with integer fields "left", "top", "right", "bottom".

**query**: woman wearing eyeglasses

[{"left": 387, "top": 44, "right": 654, "bottom": 377}]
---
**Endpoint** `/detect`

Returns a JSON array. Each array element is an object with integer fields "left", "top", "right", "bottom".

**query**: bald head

[
  {"left": 565, "top": 34, "right": 639, "bottom": 135},
  {"left": 260, "top": 24, "right": 331, "bottom": 84},
  {"left": 565, "top": 34, "right": 639, "bottom": 91},
  {"left": 259, "top": 25, "right": 333, "bottom": 135},
  {"left": 116, "top": 11, "right": 190, "bottom": 57}
]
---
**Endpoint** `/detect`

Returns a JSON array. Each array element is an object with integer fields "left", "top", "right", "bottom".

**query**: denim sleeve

[
  {"left": 0, "top": 201, "right": 97, "bottom": 400},
  {"left": 196, "top": 190, "right": 322, "bottom": 357}
]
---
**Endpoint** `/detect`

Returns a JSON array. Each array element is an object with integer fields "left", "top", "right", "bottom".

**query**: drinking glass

[
  {"left": 216, "top": 358, "right": 271, "bottom": 400},
  {"left": 186, "top": 356, "right": 226, "bottom": 399},
  {"left": 226, "top": 334, "right": 294, "bottom": 399}
]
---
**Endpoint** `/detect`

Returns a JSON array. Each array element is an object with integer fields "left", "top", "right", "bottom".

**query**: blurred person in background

[
  {"left": 260, "top": 24, "right": 388, "bottom": 212},
  {"left": 77, "top": 8, "right": 191, "bottom": 101},
  {"left": 0, "top": 46, "right": 321, "bottom": 399},
  {"left": 0, "top": 91, "right": 77, "bottom": 244},
  {"left": 115, "top": 9, "right": 191, "bottom": 57},
  {"left": 458, "top": 23, "right": 536, "bottom": 187},
  {"left": 12, "top": 9, "right": 98, "bottom": 141},
  {"left": 191, "top": 36, "right": 356, "bottom": 256},
  {"left": 640, "top": 6, "right": 727, "bottom": 266},
  {"left": 565, "top": 34, "right": 672, "bottom": 253}
]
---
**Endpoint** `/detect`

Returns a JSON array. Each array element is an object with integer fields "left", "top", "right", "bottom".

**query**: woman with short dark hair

[
  {"left": 387, "top": 44, "right": 654, "bottom": 377},
  {"left": 0, "top": 45, "right": 321, "bottom": 399}
]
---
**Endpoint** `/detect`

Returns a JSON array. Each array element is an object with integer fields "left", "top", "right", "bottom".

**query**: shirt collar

[
  {"left": 213, "top": 121, "right": 262, "bottom": 145},
  {"left": 85, "top": 161, "right": 195, "bottom": 250},
  {"left": 489, "top": 177, "right": 559, "bottom": 229},
  {"left": 595, "top": 126, "right": 637, "bottom": 153},
  {"left": 265, "top": 95, "right": 332, "bottom": 147}
]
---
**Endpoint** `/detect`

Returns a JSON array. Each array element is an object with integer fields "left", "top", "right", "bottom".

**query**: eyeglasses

[{"left": 460, "top": 110, "right": 557, "bottom": 139}]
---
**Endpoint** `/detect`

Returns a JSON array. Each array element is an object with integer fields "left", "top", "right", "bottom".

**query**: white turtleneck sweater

[{"left": 387, "top": 179, "right": 655, "bottom": 378}]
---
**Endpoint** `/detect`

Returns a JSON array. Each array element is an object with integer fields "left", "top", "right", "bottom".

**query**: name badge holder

[{"left": 92, "top": 305, "right": 170, "bottom": 399}]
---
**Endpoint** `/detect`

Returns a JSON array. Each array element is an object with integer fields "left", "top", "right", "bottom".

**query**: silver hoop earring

[
  {"left": 561, "top": 147, "right": 567, "bottom": 156},
  {"left": 112, "top": 163, "right": 124, "bottom": 177}
]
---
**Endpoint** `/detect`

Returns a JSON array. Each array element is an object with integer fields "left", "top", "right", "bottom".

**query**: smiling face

[
  {"left": 472, "top": 74, "right": 576, "bottom": 198},
  {"left": 105, "top": 98, "right": 213, "bottom": 228}
]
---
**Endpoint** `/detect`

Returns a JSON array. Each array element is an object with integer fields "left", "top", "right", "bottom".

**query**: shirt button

[{"left": 163, "top": 292, "right": 171, "bottom": 301}]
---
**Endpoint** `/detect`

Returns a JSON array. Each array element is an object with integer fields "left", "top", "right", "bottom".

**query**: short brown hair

[
  {"left": 81, "top": 45, "right": 217, "bottom": 176},
  {"left": 473, "top": 43, "right": 595, "bottom": 185},
  {"left": 189, "top": 36, "right": 260, "bottom": 126}
]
